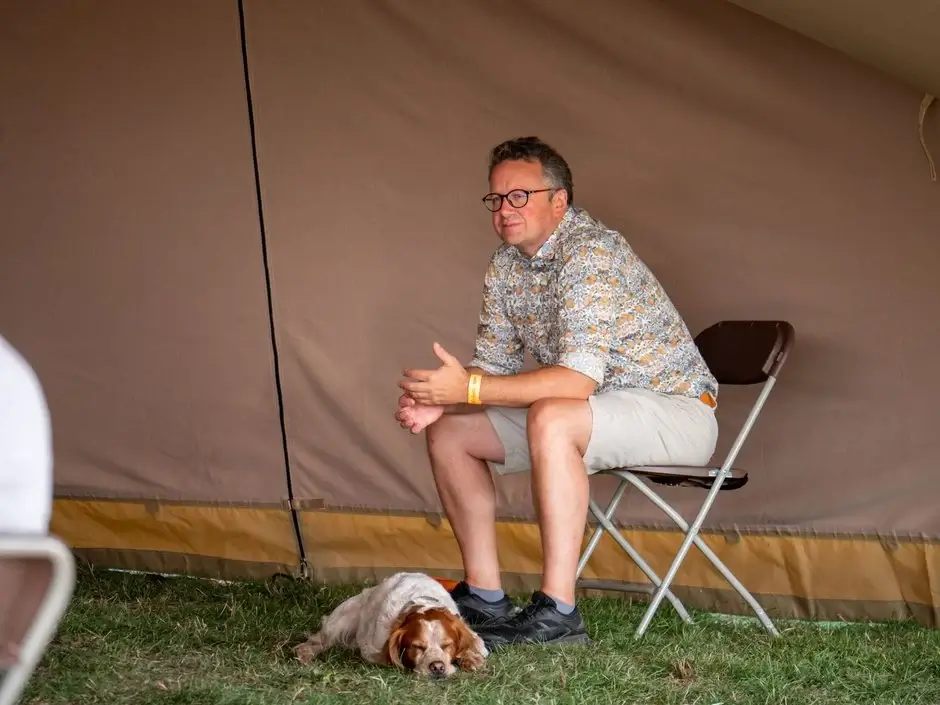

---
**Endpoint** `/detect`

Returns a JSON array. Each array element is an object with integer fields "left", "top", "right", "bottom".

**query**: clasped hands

[{"left": 395, "top": 342, "right": 470, "bottom": 434}]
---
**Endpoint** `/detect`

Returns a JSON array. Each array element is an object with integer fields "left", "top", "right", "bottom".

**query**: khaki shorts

[{"left": 484, "top": 388, "right": 719, "bottom": 475}]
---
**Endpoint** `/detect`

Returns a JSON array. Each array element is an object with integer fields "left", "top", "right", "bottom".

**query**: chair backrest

[{"left": 694, "top": 320, "right": 795, "bottom": 386}]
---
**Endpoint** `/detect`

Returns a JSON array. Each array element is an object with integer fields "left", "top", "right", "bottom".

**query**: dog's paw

[{"left": 292, "top": 640, "right": 323, "bottom": 664}]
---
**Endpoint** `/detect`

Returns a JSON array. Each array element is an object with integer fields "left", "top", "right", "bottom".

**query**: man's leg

[
  {"left": 527, "top": 399, "right": 593, "bottom": 607},
  {"left": 476, "top": 398, "right": 594, "bottom": 647},
  {"left": 425, "top": 410, "right": 517, "bottom": 626},
  {"left": 478, "top": 389, "right": 719, "bottom": 647}
]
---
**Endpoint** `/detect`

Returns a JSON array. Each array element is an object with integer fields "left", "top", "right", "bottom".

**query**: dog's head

[{"left": 385, "top": 606, "right": 487, "bottom": 679}]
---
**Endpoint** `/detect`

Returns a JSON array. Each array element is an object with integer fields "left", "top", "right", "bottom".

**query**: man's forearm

[{"left": 475, "top": 365, "right": 597, "bottom": 408}]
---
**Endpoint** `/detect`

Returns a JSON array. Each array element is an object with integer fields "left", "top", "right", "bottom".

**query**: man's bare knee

[
  {"left": 527, "top": 398, "right": 593, "bottom": 457},
  {"left": 426, "top": 412, "right": 506, "bottom": 465}
]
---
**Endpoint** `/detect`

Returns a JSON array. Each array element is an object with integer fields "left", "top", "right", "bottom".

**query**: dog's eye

[
  {"left": 410, "top": 644, "right": 427, "bottom": 652},
  {"left": 441, "top": 641, "right": 454, "bottom": 650}
]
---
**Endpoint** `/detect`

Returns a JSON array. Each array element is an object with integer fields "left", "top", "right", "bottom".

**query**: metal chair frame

[{"left": 576, "top": 320, "right": 795, "bottom": 638}]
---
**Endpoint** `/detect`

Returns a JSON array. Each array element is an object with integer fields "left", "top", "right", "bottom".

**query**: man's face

[{"left": 486, "top": 159, "right": 568, "bottom": 256}]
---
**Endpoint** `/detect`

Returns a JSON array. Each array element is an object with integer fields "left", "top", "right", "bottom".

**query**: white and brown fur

[{"left": 292, "top": 572, "right": 488, "bottom": 679}]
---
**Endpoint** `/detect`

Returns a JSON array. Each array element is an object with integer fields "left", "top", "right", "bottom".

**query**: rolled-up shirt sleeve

[
  {"left": 469, "top": 257, "right": 524, "bottom": 376},
  {"left": 555, "top": 242, "right": 621, "bottom": 386}
]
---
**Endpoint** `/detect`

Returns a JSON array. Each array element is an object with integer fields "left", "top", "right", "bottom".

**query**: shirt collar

[{"left": 520, "top": 206, "right": 577, "bottom": 265}]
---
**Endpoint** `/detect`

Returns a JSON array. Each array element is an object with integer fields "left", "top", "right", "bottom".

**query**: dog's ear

[
  {"left": 385, "top": 609, "right": 417, "bottom": 668},
  {"left": 451, "top": 616, "right": 487, "bottom": 672},
  {"left": 385, "top": 624, "right": 407, "bottom": 668}
]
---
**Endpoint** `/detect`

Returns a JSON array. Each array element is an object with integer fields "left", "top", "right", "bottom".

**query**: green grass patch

[{"left": 20, "top": 564, "right": 940, "bottom": 704}]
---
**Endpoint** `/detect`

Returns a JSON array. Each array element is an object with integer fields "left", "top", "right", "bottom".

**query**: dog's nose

[{"left": 429, "top": 660, "right": 446, "bottom": 678}]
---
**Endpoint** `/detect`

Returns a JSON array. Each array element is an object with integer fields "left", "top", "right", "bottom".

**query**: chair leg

[
  {"left": 617, "top": 471, "right": 780, "bottom": 638},
  {"left": 577, "top": 481, "right": 693, "bottom": 624},
  {"left": 576, "top": 480, "right": 628, "bottom": 578}
]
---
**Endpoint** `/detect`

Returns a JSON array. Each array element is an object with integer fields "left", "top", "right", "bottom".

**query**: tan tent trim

[
  {"left": 298, "top": 511, "right": 939, "bottom": 606},
  {"left": 300, "top": 505, "right": 931, "bottom": 543},
  {"left": 72, "top": 548, "right": 295, "bottom": 583},
  {"left": 50, "top": 499, "right": 300, "bottom": 567},
  {"left": 52, "top": 499, "right": 939, "bottom": 624},
  {"left": 51, "top": 492, "right": 293, "bottom": 510}
]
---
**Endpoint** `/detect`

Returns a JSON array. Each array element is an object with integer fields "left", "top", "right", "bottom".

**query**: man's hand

[
  {"left": 395, "top": 393, "right": 444, "bottom": 434},
  {"left": 399, "top": 342, "right": 471, "bottom": 406}
]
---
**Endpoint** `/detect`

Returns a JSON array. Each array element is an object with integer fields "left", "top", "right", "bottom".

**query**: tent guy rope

[{"left": 918, "top": 93, "right": 936, "bottom": 181}]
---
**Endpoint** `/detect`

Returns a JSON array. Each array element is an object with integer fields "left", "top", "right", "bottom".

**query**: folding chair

[
  {"left": 576, "top": 320, "right": 795, "bottom": 639},
  {"left": 0, "top": 534, "right": 76, "bottom": 705}
]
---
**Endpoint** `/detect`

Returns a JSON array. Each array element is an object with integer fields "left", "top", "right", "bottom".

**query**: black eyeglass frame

[{"left": 481, "top": 188, "right": 556, "bottom": 212}]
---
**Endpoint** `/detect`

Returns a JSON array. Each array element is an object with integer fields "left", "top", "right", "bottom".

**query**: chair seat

[{"left": 618, "top": 464, "right": 749, "bottom": 491}]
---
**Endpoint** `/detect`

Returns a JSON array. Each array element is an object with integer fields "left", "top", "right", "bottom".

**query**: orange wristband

[{"left": 467, "top": 374, "right": 483, "bottom": 405}]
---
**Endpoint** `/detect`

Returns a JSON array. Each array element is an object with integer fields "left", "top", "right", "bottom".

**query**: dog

[{"left": 292, "top": 572, "right": 488, "bottom": 679}]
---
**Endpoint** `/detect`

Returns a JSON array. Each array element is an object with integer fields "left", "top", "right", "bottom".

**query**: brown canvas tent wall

[{"left": 1, "top": 0, "right": 938, "bottom": 626}]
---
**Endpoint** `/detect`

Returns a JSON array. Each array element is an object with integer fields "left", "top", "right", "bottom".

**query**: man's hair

[{"left": 487, "top": 136, "right": 574, "bottom": 205}]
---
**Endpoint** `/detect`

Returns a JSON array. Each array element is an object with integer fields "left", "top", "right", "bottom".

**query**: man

[{"left": 396, "top": 136, "right": 718, "bottom": 648}]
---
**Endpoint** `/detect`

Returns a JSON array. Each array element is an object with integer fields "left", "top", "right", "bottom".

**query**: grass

[{"left": 20, "top": 563, "right": 940, "bottom": 705}]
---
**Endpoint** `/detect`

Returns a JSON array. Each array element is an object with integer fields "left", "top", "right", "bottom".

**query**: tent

[{"left": 1, "top": 0, "right": 938, "bottom": 627}]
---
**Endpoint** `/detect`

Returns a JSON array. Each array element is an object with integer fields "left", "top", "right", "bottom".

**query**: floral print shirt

[{"left": 469, "top": 207, "right": 718, "bottom": 401}]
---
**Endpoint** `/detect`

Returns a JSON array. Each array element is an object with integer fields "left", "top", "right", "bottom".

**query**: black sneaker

[
  {"left": 448, "top": 581, "right": 518, "bottom": 627},
  {"left": 474, "top": 591, "right": 592, "bottom": 648}
]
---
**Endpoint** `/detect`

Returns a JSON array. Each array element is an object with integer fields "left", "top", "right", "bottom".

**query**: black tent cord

[{"left": 236, "top": 0, "right": 308, "bottom": 578}]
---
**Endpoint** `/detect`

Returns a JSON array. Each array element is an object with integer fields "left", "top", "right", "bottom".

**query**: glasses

[{"left": 481, "top": 188, "right": 554, "bottom": 212}]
